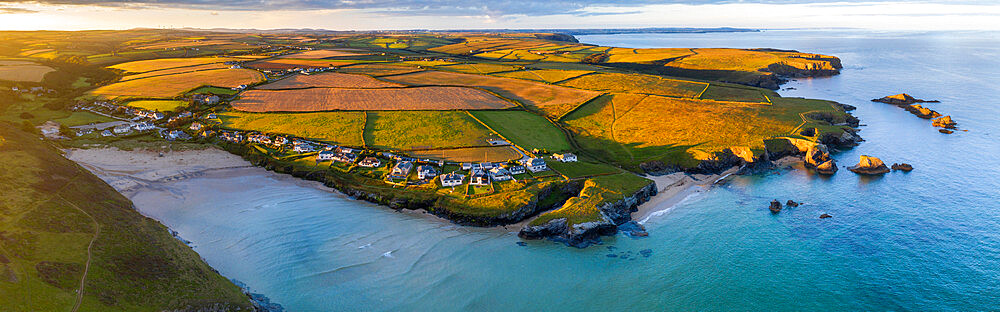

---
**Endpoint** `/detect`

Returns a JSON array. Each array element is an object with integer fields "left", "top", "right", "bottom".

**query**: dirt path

[{"left": 58, "top": 195, "right": 99, "bottom": 312}]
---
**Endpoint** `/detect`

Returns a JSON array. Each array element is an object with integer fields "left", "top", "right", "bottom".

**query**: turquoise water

[{"left": 131, "top": 30, "right": 1000, "bottom": 311}]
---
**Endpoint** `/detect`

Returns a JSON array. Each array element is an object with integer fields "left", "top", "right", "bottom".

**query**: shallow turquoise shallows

[{"left": 130, "top": 30, "right": 1000, "bottom": 311}]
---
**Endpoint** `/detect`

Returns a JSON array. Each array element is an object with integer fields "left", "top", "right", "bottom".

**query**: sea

[{"left": 129, "top": 30, "right": 1000, "bottom": 311}]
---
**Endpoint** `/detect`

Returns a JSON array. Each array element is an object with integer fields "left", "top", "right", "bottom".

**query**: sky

[{"left": 0, "top": 1, "right": 999, "bottom": 31}]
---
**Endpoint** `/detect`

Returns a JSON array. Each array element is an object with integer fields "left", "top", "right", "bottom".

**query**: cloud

[
  {"left": 0, "top": 5, "right": 37, "bottom": 13},
  {"left": 0, "top": 0, "right": 995, "bottom": 17}
]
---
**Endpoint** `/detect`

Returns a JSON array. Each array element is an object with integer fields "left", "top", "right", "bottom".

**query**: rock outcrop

[
  {"left": 815, "top": 160, "right": 838, "bottom": 175},
  {"left": 519, "top": 182, "right": 658, "bottom": 248},
  {"left": 932, "top": 116, "right": 957, "bottom": 129},
  {"left": 803, "top": 145, "right": 838, "bottom": 175},
  {"left": 769, "top": 200, "right": 782, "bottom": 214},
  {"left": 786, "top": 200, "right": 800, "bottom": 207},
  {"left": 847, "top": 155, "right": 890, "bottom": 175},
  {"left": 819, "top": 213, "right": 832, "bottom": 219},
  {"left": 905, "top": 104, "right": 942, "bottom": 119},
  {"left": 891, "top": 163, "right": 913, "bottom": 171},
  {"left": 871, "top": 93, "right": 939, "bottom": 105},
  {"left": 939, "top": 129, "right": 954, "bottom": 134}
]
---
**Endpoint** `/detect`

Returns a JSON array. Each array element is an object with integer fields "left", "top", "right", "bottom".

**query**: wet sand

[{"left": 64, "top": 147, "right": 253, "bottom": 194}]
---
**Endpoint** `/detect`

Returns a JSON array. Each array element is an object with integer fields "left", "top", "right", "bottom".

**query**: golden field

[
  {"left": 257, "top": 72, "right": 404, "bottom": 89},
  {"left": 381, "top": 71, "right": 601, "bottom": 118},
  {"left": 90, "top": 68, "right": 265, "bottom": 99},
  {"left": 232, "top": 86, "right": 515, "bottom": 112}
]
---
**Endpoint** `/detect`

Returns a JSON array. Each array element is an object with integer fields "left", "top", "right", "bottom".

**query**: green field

[
  {"left": 469, "top": 110, "right": 571, "bottom": 152},
  {"left": 218, "top": 111, "right": 366, "bottom": 147},
  {"left": 545, "top": 158, "right": 621, "bottom": 179},
  {"left": 125, "top": 100, "right": 188, "bottom": 112},
  {"left": 363, "top": 111, "right": 497, "bottom": 150},
  {"left": 699, "top": 85, "right": 772, "bottom": 103},
  {"left": 559, "top": 72, "right": 708, "bottom": 98},
  {"left": 186, "top": 86, "right": 238, "bottom": 96},
  {"left": 53, "top": 112, "right": 116, "bottom": 127},
  {"left": 0, "top": 124, "right": 250, "bottom": 311}
]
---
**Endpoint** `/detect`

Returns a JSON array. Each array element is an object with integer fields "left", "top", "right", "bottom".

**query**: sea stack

[
  {"left": 769, "top": 200, "right": 782, "bottom": 214},
  {"left": 804, "top": 145, "right": 837, "bottom": 175},
  {"left": 891, "top": 163, "right": 914, "bottom": 171},
  {"left": 932, "top": 116, "right": 957, "bottom": 129},
  {"left": 848, "top": 155, "right": 891, "bottom": 175}
]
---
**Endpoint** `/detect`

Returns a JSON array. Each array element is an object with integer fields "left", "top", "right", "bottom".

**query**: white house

[
  {"left": 526, "top": 158, "right": 548, "bottom": 173},
  {"left": 489, "top": 167, "right": 512, "bottom": 181},
  {"left": 332, "top": 153, "right": 358, "bottom": 163},
  {"left": 390, "top": 161, "right": 413, "bottom": 180},
  {"left": 469, "top": 169, "right": 490, "bottom": 186},
  {"left": 113, "top": 124, "right": 132, "bottom": 134},
  {"left": 461, "top": 163, "right": 474, "bottom": 170},
  {"left": 439, "top": 172, "right": 465, "bottom": 187},
  {"left": 359, "top": 157, "right": 381, "bottom": 168},
  {"left": 417, "top": 165, "right": 438, "bottom": 180},
  {"left": 316, "top": 150, "right": 336, "bottom": 161},
  {"left": 508, "top": 165, "right": 526, "bottom": 175},
  {"left": 101, "top": 130, "right": 113, "bottom": 137},
  {"left": 133, "top": 122, "right": 155, "bottom": 131},
  {"left": 553, "top": 153, "right": 578, "bottom": 162},
  {"left": 292, "top": 144, "right": 316, "bottom": 153},
  {"left": 479, "top": 162, "right": 495, "bottom": 170}
]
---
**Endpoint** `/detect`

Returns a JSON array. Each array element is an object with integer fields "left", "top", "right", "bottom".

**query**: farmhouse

[
  {"left": 113, "top": 124, "right": 132, "bottom": 134},
  {"left": 524, "top": 158, "right": 548, "bottom": 172},
  {"left": 439, "top": 172, "right": 465, "bottom": 187},
  {"left": 292, "top": 143, "right": 316, "bottom": 153},
  {"left": 359, "top": 157, "right": 381, "bottom": 168},
  {"left": 489, "top": 167, "right": 512, "bottom": 181},
  {"left": 417, "top": 165, "right": 438, "bottom": 180},
  {"left": 553, "top": 153, "right": 578, "bottom": 162},
  {"left": 469, "top": 169, "right": 490, "bottom": 186},
  {"left": 390, "top": 161, "right": 414, "bottom": 180},
  {"left": 332, "top": 153, "right": 358, "bottom": 163},
  {"left": 133, "top": 122, "right": 155, "bottom": 131},
  {"left": 316, "top": 150, "right": 335, "bottom": 161}
]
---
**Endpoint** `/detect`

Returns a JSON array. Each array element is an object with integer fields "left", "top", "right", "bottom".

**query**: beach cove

[{"left": 65, "top": 29, "right": 1000, "bottom": 311}]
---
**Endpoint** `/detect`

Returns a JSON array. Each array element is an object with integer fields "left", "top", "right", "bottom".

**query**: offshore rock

[
  {"left": 820, "top": 213, "right": 833, "bottom": 219},
  {"left": 891, "top": 163, "right": 914, "bottom": 171},
  {"left": 786, "top": 200, "right": 800, "bottom": 207},
  {"left": 815, "top": 160, "right": 838, "bottom": 175},
  {"left": 769, "top": 200, "right": 783, "bottom": 214},
  {"left": 905, "top": 104, "right": 942, "bottom": 119},
  {"left": 932, "top": 115, "right": 957, "bottom": 129},
  {"left": 618, "top": 221, "right": 649, "bottom": 237},
  {"left": 848, "top": 155, "right": 890, "bottom": 175},
  {"left": 803, "top": 145, "right": 830, "bottom": 168},
  {"left": 939, "top": 129, "right": 954, "bottom": 134},
  {"left": 871, "top": 93, "right": 938, "bottom": 105}
]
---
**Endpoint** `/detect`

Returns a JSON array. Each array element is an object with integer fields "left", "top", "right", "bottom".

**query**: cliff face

[{"left": 519, "top": 182, "right": 658, "bottom": 248}]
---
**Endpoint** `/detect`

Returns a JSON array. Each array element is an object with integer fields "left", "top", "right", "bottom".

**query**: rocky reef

[
  {"left": 891, "top": 163, "right": 914, "bottom": 171},
  {"left": 519, "top": 182, "right": 658, "bottom": 248},
  {"left": 848, "top": 155, "right": 891, "bottom": 175},
  {"left": 932, "top": 116, "right": 957, "bottom": 129},
  {"left": 871, "top": 93, "right": 939, "bottom": 105},
  {"left": 769, "top": 200, "right": 783, "bottom": 214}
]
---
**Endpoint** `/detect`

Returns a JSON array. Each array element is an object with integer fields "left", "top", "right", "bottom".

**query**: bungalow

[
  {"left": 101, "top": 130, "right": 113, "bottom": 137},
  {"left": 553, "top": 153, "right": 578, "bottom": 162},
  {"left": 417, "top": 165, "right": 438, "bottom": 180},
  {"left": 439, "top": 172, "right": 465, "bottom": 187},
  {"left": 336, "top": 146, "right": 355, "bottom": 154},
  {"left": 292, "top": 144, "right": 316, "bottom": 153},
  {"left": 133, "top": 122, "right": 155, "bottom": 131},
  {"left": 508, "top": 165, "right": 526, "bottom": 175},
  {"left": 526, "top": 158, "right": 548, "bottom": 173},
  {"left": 390, "top": 161, "right": 413, "bottom": 180},
  {"left": 189, "top": 122, "right": 203, "bottom": 131},
  {"left": 332, "top": 153, "right": 358, "bottom": 163},
  {"left": 461, "top": 163, "right": 474, "bottom": 170},
  {"left": 316, "top": 150, "right": 336, "bottom": 161},
  {"left": 113, "top": 124, "right": 132, "bottom": 134},
  {"left": 489, "top": 167, "right": 512, "bottom": 182},
  {"left": 469, "top": 169, "right": 490, "bottom": 186},
  {"left": 359, "top": 157, "right": 381, "bottom": 168}
]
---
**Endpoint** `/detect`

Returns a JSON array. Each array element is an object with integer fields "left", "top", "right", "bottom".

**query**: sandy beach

[
  {"left": 632, "top": 166, "right": 743, "bottom": 224},
  {"left": 64, "top": 146, "right": 253, "bottom": 194}
]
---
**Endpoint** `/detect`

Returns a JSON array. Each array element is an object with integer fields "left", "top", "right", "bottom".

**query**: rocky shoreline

[{"left": 518, "top": 183, "right": 658, "bottom": 248}]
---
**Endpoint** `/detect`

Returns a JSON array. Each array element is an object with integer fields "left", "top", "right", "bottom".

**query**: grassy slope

[
  {"left": 469, "top": 110, "right": 571, "bottom": 152},
  {"left": 219, "top": 111, "right": 366, "bottom": 147},
  {"left": 0, "top": 123, "right": 249, "bottom": 311},
  {"left": 530, "top": 173, "right": 653, "bottom": 226}
]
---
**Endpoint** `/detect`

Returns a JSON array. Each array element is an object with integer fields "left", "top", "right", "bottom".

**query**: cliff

[{"left": 519, "top": 182, "right": 658, "bottom": 248}]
